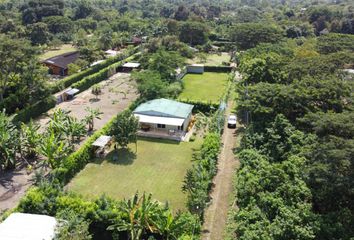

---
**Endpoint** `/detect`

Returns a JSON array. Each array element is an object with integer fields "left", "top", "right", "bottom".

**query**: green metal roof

[{"left": 133, "top": 98, "right": 194, "bottom": 119}]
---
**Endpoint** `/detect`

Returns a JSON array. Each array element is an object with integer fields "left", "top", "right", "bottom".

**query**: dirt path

[{"left": 201, "top": 100, "right": 240, "bottom": 240}]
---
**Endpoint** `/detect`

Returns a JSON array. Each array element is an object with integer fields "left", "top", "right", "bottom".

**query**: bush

[
  {"left": 12, "top": 96, "right": 56, "bottom": 123},
  {"left": 178, "top": 99, "right": 219, "bottom": 113},
  {"left": 71, "top": 55, "right": 137, "bottom": 93},
  {"left": 49, "top": 47, "right": 139, "bottom": 93},
  {"left": 182, "top": 133, "right": 221, "bottom": 217}
]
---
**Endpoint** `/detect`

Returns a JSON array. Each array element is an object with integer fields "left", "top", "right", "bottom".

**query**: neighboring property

[
  {"left": 187, "top": 64, "right": 204, "bottom": 74},
  {"left": 54, "top": 87, "right": 80, "bottom": 103},
  {"left": 120, "top": 62, "right": 141, "bottom": 72},
  {"left": 42, "top": 51, "right": 80, "bottom": 76},
  {"left": 133, "top": 98, "right": 194, "bottom": 141},
  {"left": 0, "top": 213, "right": 57, "bottom": 240}
]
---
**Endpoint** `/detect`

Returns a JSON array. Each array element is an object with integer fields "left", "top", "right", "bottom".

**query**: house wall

[
  {"left": 139, "top": 114, "right": 192, "bottom": 133},
  {"left": 44, "top": 63, "right": 66, "bottom": 76},
  {"left": 183, "top": 113, "right": 192, "bottom": 132}
]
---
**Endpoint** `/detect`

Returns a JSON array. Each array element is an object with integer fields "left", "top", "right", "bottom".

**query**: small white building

[
  {"left": 0, "top": 213, "right": 57, "bottom": 240},
  {"left": 133, "top": 99, "right": 194, "bottom": 141},
  {"left": 187, "top": 64, "right": 204, "bottom": 74}
]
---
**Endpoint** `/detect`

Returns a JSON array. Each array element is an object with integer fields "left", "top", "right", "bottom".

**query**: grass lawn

[
  {"left": 39, "top": 44, "right": 77, "bottom": 60},
  {"left": 179, "top": 72, "right": 229, "bottom": 103},
  {"left": 187, "top": 53, "right": 230, "bottom": 66},
  {"left": 67, "top": 137, "right": 202, "bottom": 211}
]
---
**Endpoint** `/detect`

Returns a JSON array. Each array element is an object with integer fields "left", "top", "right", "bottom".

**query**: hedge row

[
  {"left": 204, "top": 65, "right": 233, "bottom": 72},
  {"left": 183, "top": 132, "right": 222, "bottom": 217},
  {"left": 52, "top": 101, "right": 138, "bottom": 184},
  {"left": 12, "top": 96, "right": 56, "bottom": 124},
  {"left": 11, "top": 53, "right": 139, "bottom": 124},
  {"left": 178, "top": 99, "right": 219, "bottom": 113},
  {"left": 71, "top": 54, "right": 138, "bottom": 93},
  {"left": 49, "top": 46, "right": 139, "bottom": 93}
]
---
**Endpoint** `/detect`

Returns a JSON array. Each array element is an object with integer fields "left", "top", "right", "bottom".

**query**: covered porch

[{"left": 134, "top": 114, "right": 187, "bottom": 141}]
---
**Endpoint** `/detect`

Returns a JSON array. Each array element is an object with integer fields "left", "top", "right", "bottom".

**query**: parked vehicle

[{"left": 227, "top": 115, "right": 237, "bottom": 128}]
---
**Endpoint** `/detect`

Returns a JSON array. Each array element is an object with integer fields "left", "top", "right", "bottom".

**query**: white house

[
  {"left": 133, "top": 99, "right": 194, "bottom": 141},
  {"left": 0, "top": 213, "right": 57, "bottom": 240}
]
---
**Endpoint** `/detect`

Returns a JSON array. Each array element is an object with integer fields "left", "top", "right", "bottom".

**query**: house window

[{"left": 157, "top": 124, "right": 166, "bottom": 129}]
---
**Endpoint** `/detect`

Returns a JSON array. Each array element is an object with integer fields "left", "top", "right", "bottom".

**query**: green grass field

[
  {"left": 67, "top": 137, "right": 202, "bottom": 211},
  {"left": 40, "top": 44, "right": 77, "bottom": 60},
  {"left": 179, "top": 72, "right": 229, "bottom": 103}
]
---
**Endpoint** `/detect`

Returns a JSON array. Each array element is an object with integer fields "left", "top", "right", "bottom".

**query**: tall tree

[
  {"left": 110, "top": 110, "right": 138, "bottom": 150},
  {"left": 0, "top": 35, "right": 35, "bottom": 102}
]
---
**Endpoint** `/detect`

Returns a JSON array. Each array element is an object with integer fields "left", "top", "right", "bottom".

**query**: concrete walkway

[{"left": 201, "top": 100, "right": 240, "bottom": 240}]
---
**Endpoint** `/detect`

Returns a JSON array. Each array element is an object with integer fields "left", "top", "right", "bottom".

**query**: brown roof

[{"left": 42, "top": 51, "right": 79, "bottom": 69}]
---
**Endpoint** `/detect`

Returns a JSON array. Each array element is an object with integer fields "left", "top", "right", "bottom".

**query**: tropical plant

[
  {"left": 20, "top": 120, "right": 41, "bottom": 159},
  {"left": 91, "top": 84, "right": 102, "bottom": 99},
  {"left": 84, "top": 107, "right": 103, "bottom": 131},
  {"left": 0, "top": 110, "right": 19, "bottom": 170},
  {"left": 37, "top": 131, "right": 70, "bottom": 169},
  {"left": 55, "top": 209, "right": 92, "bottom": 240},
  {"left": 108, "top": 193, "right": 162, "bottom": 240}
]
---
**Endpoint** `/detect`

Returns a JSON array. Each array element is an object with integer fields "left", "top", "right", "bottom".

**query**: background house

[
  {"left": 133, "top": 98, "right": 194, "bottom": 140},
  {"left": 42, "top": 51, "right": 79, "bottom": 76}
]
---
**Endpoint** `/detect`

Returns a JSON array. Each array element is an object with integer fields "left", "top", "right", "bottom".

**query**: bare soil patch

[{"left": 0, "top": 72, "right": 138, "bottom": 213}]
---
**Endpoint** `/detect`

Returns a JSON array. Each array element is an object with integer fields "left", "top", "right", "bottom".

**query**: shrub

[
  {"left": 182, "top": 132, "right": 221, "bottom": 217},
  {"left": 12, "top": 96, "right": 56, "bottom": 123},
  {"left": 49, "top": 47, "right": 139, "bottom": 93}
]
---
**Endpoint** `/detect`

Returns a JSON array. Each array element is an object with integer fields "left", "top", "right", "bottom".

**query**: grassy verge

[{"left": 68, "top": 137, "right": 202, "bottom": 211}]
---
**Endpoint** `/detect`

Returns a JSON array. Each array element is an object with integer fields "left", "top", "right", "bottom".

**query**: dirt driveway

[
  {"left": 0, "top": 72, "right": 138, "bottom": 213},
  {"left": 201, "top": 100, "right": 240, "bottom": 240}
]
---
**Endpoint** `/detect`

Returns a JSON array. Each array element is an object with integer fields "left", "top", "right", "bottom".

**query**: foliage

[
  {"left": 17, "top": 182, "right": 198, "bottom": 239},
  {"left": 132, "top": 70, "right": 168, "bottom": 100},
  {"left": 0, "top": 110, "right": 19, "bottom": 170},
  {"left": 229, "top": 23, "right": 284, "bottom": 50},
  {"left": 49, "top": 47, "right": 138, "bottom": 94},
  {"left": 179, "top": 21, "right": 209, "bottom": 46},
  {"left": 55, "top": 209, "right": 92, "bottom": 240},
  {"left": 12, "top": 96, "right": 56, "bottom": 123},
  {"left": 183, "top": 133, "right": 221, "bottom": 217},
  {"left": 20, "top": 120, "right": 41, "bottom": 159},
  {"left": 110, "top": 110, "right": 138, "bottom": 150},
  {"left": 316, "top": 33, "right": 354, "bottom": 54},
  {"left": 84, "top": 107, "right": 102, "bottom": 131}
]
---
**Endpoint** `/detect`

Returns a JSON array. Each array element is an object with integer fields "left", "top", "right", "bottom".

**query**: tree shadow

[{"left": 105, "top": 148, "right": 137, "bottom": 166}]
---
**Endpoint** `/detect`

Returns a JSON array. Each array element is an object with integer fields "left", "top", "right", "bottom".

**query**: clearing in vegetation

[
  {"left": 187, "top": 53, "right": 230, "bottom": 66},
  {"left": 39, "top": 44, "right": 77, "bottom": 61},
  {"left": 179, "top": 72, "right": 229, "bottom": 103},
  {"left": 68, "top": 137, "right": 202, "bottom": 210}
]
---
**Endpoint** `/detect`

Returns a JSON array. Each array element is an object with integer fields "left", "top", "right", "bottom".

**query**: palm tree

[
  {"left": 108, "top": 193, "right": 162, "bottom": 240},
  {"left": 84, "top": 107, "right": 103, "bottom": 132}
]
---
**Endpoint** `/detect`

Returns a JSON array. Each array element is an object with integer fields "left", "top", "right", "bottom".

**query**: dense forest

[{"left": 0, "top": 0, "right": 353, "bottom": 239}]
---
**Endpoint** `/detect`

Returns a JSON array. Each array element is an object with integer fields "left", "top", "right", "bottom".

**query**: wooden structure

[{"left": 42, "top": 51, "right": 79, "bottom": 76}]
